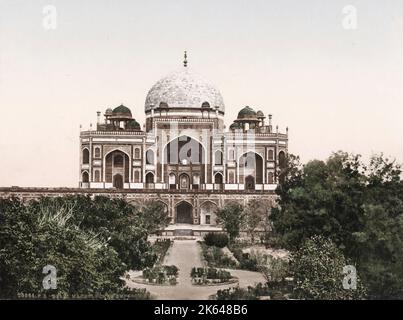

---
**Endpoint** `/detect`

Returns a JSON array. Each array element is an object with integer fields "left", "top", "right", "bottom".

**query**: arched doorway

[
  {"left": 113, "top": 174, "right": 123, "bottom": 189},
  {"left": 145, "top": 172, "right": 155, "bottom": 188},
  {"left": 214, "top": 173, "right": 223, "bottom": 184},
  {"left": 245, "top": 175, "right": 255, "bottom": 190},
  {"left": 145, "top": 172, "right": 154, "bottom": 183},
  {"left": 82, "top": 171, "right": 89, "bottom": 183},
  {"left": 176, "top": 201, "right": 193, "bottom": 224},
  {"left": 214, "top": 173, "right": 223, "bottom": 190}
]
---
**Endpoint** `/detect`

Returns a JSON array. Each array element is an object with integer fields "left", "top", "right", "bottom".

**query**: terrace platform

[{"left": 160, "top": 224, "right": 223, "bottom": 237}]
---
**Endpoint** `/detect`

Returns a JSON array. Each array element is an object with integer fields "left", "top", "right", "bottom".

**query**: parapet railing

[{"left": 80, "top": 130, "right": 145, "bottom": 136}]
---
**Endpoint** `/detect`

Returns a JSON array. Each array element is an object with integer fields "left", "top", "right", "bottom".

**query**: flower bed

[
  {"left": 133, "top": 265, "right": 178, "bottom": 286},
  {"left": 191, "top": 267, "right": 238, "bottom": 286}
]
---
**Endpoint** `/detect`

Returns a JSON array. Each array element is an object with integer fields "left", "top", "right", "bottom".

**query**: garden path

[{"left": 126, "top": 239, "right": 265, "bottom": 300}]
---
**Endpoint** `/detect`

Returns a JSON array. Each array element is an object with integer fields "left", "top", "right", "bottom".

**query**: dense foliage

[
  {"left": 200, "top": 242, "right": 237, "bottom": 269},
  {"left": 215, "top": 283, "right": 270, "bottom": 300},
  {"left": 271, "top": 152, "right": 403, "bottom": 299},
  {"left": 216, "top": 202, "right": 245, "bottom": 242},
  {"left": 191, "top": 267, "right": 232, "bottom": 284},
  {"left": 203, "top": 233, "right": 229, "bottom": 248},
  {"left": 243, "top": 199, "right": 272, "bottom": 243},
  {"left": 228, "top": 244, "right": 260, "bottom": 271},
  {"left": 0, "top": 196, "right": 169, "bottom": 299},
  {"left": 142, "top": 265, "right": 178, "bottom": 285},
  {"left": 292, "top": 236, "right": 365, "bottom": 300}
]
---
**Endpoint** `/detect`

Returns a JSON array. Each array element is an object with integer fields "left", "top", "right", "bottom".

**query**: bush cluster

[
  {"left": 142, "top": 265, "right": 178, "bottom": 285},
  {"left": 191, "top": 267, "right": 232, "bottom": 284},
  {"left": 203, "top": 233, "right": 229, "bottom": 248},
  {"left": 200, "top": 243, "right": 237, "bottom": 269},
  {"left": 215, "top": 283, "right": 269, "bottom": 300},
  {"left": 0, "top": 195, "right": 170, "bottom": 299}
]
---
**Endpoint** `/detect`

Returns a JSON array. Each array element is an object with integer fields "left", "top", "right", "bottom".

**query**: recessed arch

[
  {"left": 245, "top": 175, "right": 255, "bottom": 190},
  {"left": 134, "top": 147, "right": 141, "bottom": 159},
  {"left": 268, "top": 149, "right": 274, "bottom": 160},
  {"left": 200, "top": 200, "right": 218, "bottom": 225},
  {"left": 103, "top": 148, "right": 131, "bottom": 161},
  {"left": 94, "top": 147, "right": 101, "bottom": 158},
  {"left": 94, "top": 170, "right": 100, "bottom": 182},
  {"left": 104, "top": 149, "right": 130, "bottom": 184},
  {"left": 239, "top": 151, "right": 263, "bottom": 186},
  {"left": 113, "top": 174, "right": 124, "bottom": 189},
  {"left": 179, "top": 173, "right": 190, "bottom": 190},
  {"left": 175, "top": 200, "right": 193, "bottom": 224},
  {"left": 145, "top": 172, "right": 155, "bottom": 184},
  {"left": 134, "top": 170, "right": 140, "bottom": 182},
  {"left": 82, "top": 148, "right": 89, "bottom": 164},
  {"left": 82, "top": 171, "right": 89, "bottom": 183},
  {"left": 268, "top": 172, "right": 274, "bottom": 184},
  {"left": 214, "top": 172, "right": 223, "bottom": 184}
]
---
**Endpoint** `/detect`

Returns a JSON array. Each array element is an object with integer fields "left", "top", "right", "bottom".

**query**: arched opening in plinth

[
  {"left": 176, "top": 201, "right": 193, "bottom": 224},
  {"left": 200, "top": 201, "right": 218, "bottom": 225}
]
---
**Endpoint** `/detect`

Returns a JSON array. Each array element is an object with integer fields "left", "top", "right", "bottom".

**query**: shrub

[
  {"left": 142, "top": 265, "right": 178, "bottom": 285},
  {"left": 191, "top": 267, "right": 233, "bottom": 284},
  {"left": 214, "top": 283, "right": 277, "bottom": 300},
  {"left": 164, "top": 265, "right": 179, "bottom": 277},
  {"left": 203, "top": 233, "right": 229, "bottom": 248},
  {"left": 216, "top": 287, "right": 257, "bottom": 300},
  {"left": 200, "top": 242, "right": 237, "bottom": 269}
]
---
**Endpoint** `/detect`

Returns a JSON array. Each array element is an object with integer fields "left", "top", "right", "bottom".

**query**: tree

[
  {"left": 353, "top": 155, "right": 403, "bottom": 299},
  {"left": 0, "top": 195, "right": 166, "bottom": 298},
  {"left": 292, "top": 236, "right": 366, "bottom": 300},
  {"left": 0, "top": 198, "right": 126, "bottom": 298},
  {"left": 271, "top": 152, "right": 365, "bottom": 254},
  {"left": 138, "top": 201, "right": 171, "bottom": 234},
  {"left": 271, "top": 152, "right": 403, "bottom": 299},
  {"left": 243, "top": 199, "right": 267, "bottom": 243},
  {"left": 216, "top": 202, "right": 245, "bottom": 242},
  {"left": 29, "top": 195, "right": 158, "bottom": 270}
]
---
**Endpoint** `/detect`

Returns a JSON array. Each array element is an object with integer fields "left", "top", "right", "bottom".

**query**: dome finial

[{"left": 183, "top": 50, "right": 188, "bottom": 67}]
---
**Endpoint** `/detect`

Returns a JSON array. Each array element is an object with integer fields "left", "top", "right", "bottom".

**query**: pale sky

[{"left": 0, "top": 0, "right": 402, "bottom": 187}]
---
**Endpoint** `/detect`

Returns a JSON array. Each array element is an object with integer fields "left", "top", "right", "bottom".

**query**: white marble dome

[{"left": 145, "top": 68, "right": 225, "bottom": 113}]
